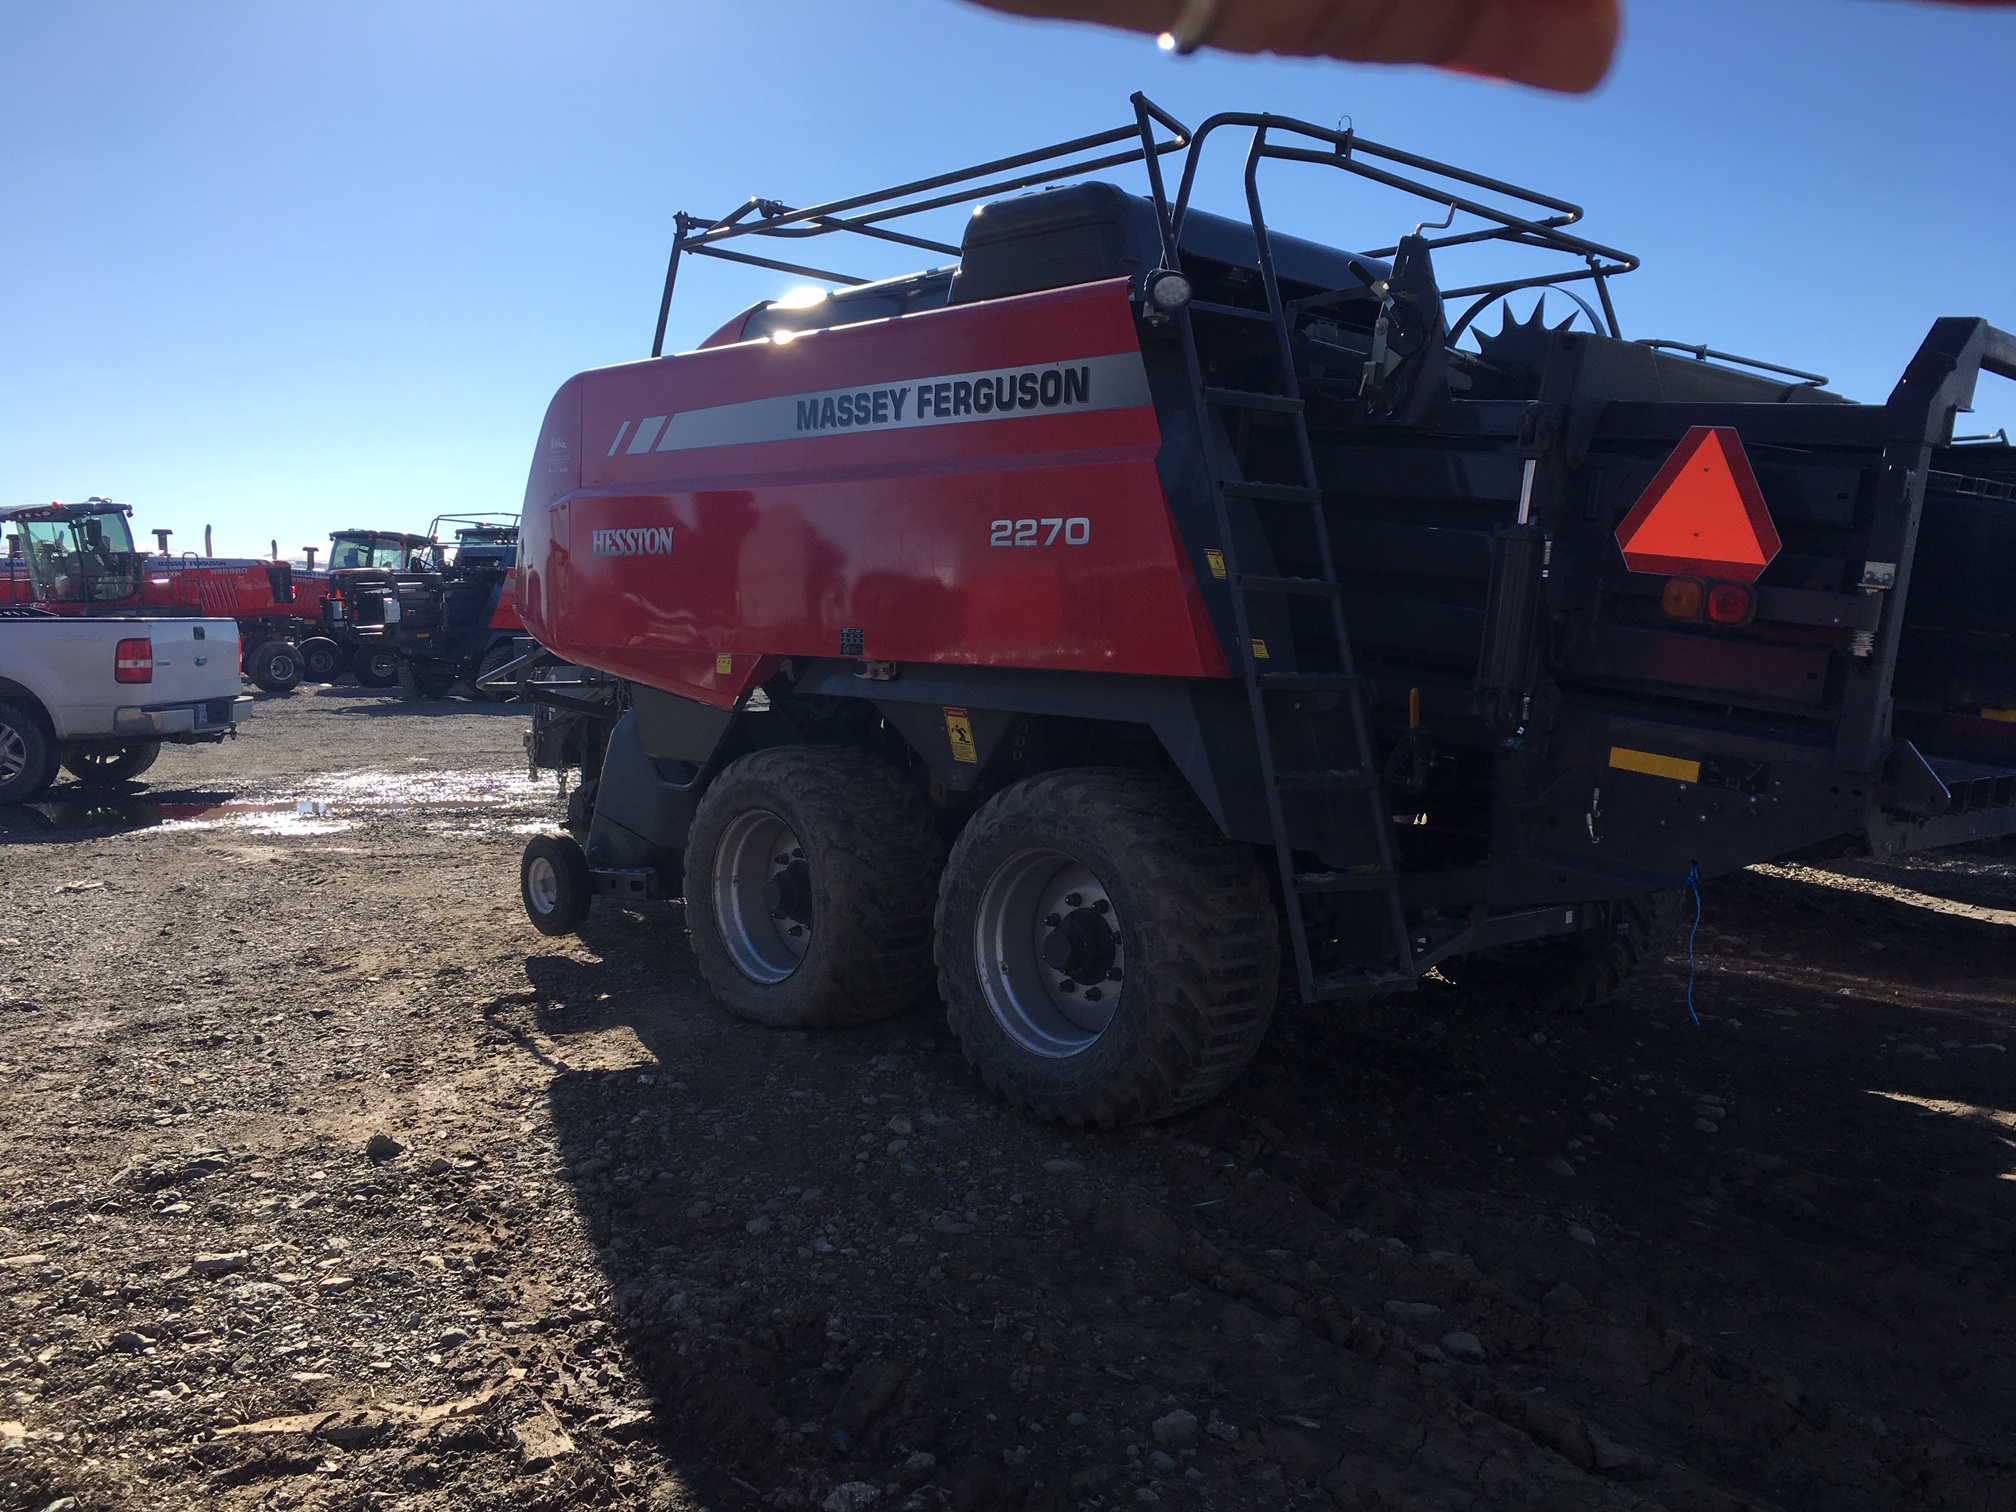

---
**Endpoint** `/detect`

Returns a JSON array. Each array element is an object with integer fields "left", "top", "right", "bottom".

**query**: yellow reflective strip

[
  {"left": 1982, "top": 708, "right": 2016, "bottom": 724},
  {"left": 1608, "top": 745, "right": 1702, "bottom": 784}
]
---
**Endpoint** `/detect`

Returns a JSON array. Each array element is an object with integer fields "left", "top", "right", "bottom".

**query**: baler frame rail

[
  {"left": 651, "top": 103, "right": 1194, "bottom": 356},
  {"left": 1134, "top": 104, "right": 1641, "bottom": 339}
]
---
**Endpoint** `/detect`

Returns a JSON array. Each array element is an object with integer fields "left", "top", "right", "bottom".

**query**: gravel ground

[{"left": 1, "top": 688, "right": 2013, "bottom": 1512}]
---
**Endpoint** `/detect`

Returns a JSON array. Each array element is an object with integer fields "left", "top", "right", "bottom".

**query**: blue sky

[{"left": 2, "top": 1, "right": 2012, "bottom": 558}]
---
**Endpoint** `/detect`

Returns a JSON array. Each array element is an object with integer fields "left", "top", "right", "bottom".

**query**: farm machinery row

[{"left": 1, "top": 502, "right": 530, "bottom": 700}]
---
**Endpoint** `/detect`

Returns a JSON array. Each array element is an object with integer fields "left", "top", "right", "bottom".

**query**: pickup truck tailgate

[{"left": 141, "top": 619, "right": 243, "bottom": 706}]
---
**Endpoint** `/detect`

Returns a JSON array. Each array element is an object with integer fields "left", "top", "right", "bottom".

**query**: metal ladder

[{"left": 1170, "top": 197, "right": 1418, "bottom": 1003}]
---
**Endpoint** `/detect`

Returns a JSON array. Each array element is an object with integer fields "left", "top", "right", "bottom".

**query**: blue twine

[{"left": 1683, "top": 861, "right": 1703, "bottom": 1026}]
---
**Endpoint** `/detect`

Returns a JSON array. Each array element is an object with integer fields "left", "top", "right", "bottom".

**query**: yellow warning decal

[
  {"left": 715, "top": 652, "right": 733, "bottom": 676},
  {"left": 1205, "top": 548, "right": 1227, "bottom": 580},
  {"left": 943, "top": 707, "right": 978, "bottom": 764},
  {"left": 1608, "top": 746, "right": 1702, "bottom": 784},
  {"left": 1251, "top": 638, "right": 1270, "bottom": 660}
]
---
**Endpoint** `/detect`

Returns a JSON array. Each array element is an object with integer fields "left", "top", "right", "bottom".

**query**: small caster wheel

[{"left": 522, "top": 834, "right": 592, "bottom": 936}]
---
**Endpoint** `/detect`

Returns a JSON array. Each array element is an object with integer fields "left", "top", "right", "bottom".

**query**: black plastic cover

[{"left": 951, "top": 181, "right": 1384, "bottom": 304}]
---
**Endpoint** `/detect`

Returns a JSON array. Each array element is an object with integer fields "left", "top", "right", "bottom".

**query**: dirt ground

[{"left": 2, "top": 689, "right": 2012, "bottom": 1512}]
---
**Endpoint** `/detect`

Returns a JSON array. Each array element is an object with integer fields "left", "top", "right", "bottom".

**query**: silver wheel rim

[
  {"left": 712, "top": 808, "right": 811, "bottom": 984},
  {"left": 0, "top": 721, "right": 26, "bottom": 786},
  {"left": 973, "top": 847, "right": 1124, "bottom": 1058},
  {"left": 526, "top": 855, "right": 560, "bottom": 915}
]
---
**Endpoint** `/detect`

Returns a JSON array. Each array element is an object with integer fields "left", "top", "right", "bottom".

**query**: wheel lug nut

[
  {"left": 1084, "top": 987, "right": 1102, "bottom": 1002},
  {"left": 1043, "top": 913, "right": 1061, "bottom": 928},
  {"left": 1093, "top": 898, "right": 1109, "bottom": 914},
  {"left": 1058, "top": 979, "right": 1076, "bottom": 994},
  {"left": 1064, "top": 892, "right": 1082, "bottom": 907},
  {"left": 1107, "top": 967, "right": 1123, "bottom": 981}
]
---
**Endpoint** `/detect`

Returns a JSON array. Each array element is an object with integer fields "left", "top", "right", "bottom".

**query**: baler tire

[
  {"left": 246, "top": 639, "right": 304, "bottom": 694},
  {"left": 0, "top": 700, "right": 58, "bottom": 806},
  {"left": 62, "top": 741, "right": 161, "bottom": 786},
  {"left": 935, "top": 769, "right": 1279, "bottom": 1128},
  {"left": 469, "top": 643, "right": 519, "bottom": 704},
  {"left": 685, "top": 746, "right": 942, "bottom": 1030},
  {"left": 1439, "top": 891, "right": 1686, "bottom": 1013},
  {"left": 352, "top": 648, "right": 399, "bottom": 688},
  {"left": 298, "top": 637, "right": 343, "bottom": 683},
  {"left": 522, "top": 834, "right": 593, "bottom": 936},
  {"left": 393, "top": 659, "right": 456, "bottom": 700}
]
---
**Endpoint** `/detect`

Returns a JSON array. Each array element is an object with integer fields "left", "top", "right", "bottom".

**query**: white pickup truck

[{"left": 0, "top": 610, "right": 247, "bottom": 802}]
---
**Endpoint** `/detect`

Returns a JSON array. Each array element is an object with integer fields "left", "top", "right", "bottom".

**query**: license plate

[{"left": 192, "top": 703, "right": 214, "bottom": 729}]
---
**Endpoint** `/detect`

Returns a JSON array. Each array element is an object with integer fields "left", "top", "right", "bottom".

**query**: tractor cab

[
  {"left": 1, "top": 499, "right": 142, "bottom": 606},
  {"left": 324, "top": 529, "right": 434, "bottom": 572},
  {"left": 428, "top": 515, "right": 520, "bottom": 570},
  {"left": 447, "top": 527, "right": 518, "bottom": 568}
]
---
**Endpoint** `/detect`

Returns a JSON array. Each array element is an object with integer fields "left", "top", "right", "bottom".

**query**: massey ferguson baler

[{"left": 511, "top": 99, "right": 2016, "bottom": 1126}]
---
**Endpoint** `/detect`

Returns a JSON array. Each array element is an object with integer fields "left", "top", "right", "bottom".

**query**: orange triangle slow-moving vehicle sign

[{"left": 1614, "top": 426, "right": 1781, "bottom": 582}]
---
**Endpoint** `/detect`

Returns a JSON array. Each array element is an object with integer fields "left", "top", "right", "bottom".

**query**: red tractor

[
  {"left": 510, "top": 98, "right": 2016, "bottom": 1125},
  {"left": 2, "top": 499, "right": 335, "bottom": 690}
]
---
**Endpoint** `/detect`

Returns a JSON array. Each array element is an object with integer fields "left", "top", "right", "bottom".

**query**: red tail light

[
  {"left": 114, "top": 638, "right": 154, "bottom": 683},
  {"left": 1706, "top": 582, "right": 1755, "bottom": 625}
]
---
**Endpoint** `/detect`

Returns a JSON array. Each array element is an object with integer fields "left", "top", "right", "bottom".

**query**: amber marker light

[{"left": 1661, "top": 576, "right": 1706, "bottom": 620}]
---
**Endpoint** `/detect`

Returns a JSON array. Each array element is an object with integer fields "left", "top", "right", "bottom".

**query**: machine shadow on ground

[{"left": 496, "top": 862, "right": 2016, "bottom": 1510}]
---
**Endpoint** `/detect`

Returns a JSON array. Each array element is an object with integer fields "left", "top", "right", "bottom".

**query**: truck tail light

[
  {"left": 1706, "top": 582, "right": 1755, "bottom": 625},
  {"left": 114, "top": 637, "right": 154, "bottom": 683},
  {"left": 1660, "top": 577, "right": 1706, "bottom": 621}
]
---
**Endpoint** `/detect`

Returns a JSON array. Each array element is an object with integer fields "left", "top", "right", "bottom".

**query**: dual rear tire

[
  {"left": 245, "top": 639, "right": 304, "bottom": 693},
  {"left": 352, "top": 647, "right": 399, "bottom": 688},
  {"left": 936, "top": 770, "right": 1278, "bottom": 1126},
  {"left": 681, "top": 754, "right": 1277, "bottom": 1123},
  {"left": 394, "top": 659, "right": 458, "bottom": 700}
]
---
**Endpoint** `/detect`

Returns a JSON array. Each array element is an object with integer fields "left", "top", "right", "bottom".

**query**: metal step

[
  {"left": 1925, "top": 754, "right": 2016, "bottom": 812},
  {"left": 1188, "top": 299, "right": 1277, "bottom": 323},
  {"left": 1275, "top": 768, "right": 1377, "bottom": 792},
  {"left": 1240, "top": 573, "right": 1339, "bottom": 599},
  {"left": 1221, "top": 479, "right": 1324, "bottom": 506},
  {"left": 1203, "top": 386, "right": 1304, "bottom": 414},
  {"left": 1294, "top": 868, "right": 1398, "bottom": 894},
  {"left": 1308, "top": 965, "right": 1419, "bottom": 999}
]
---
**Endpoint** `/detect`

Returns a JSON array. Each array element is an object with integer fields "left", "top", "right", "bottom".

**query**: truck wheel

[
  {"left": 352, "top": 647, "right": 399, "bottom": 688},
  {"left": 1439, "top": 892, "right": 1685, "bottom": 1012},
  {"left": 0, "top": 700, "right": 58, "bottom": 806},
  {"left": 522, "top": 834, "right": 592, "bottom": 936},
  {"left": 936, "top": 769, "right": 1279, "bottom": 1127},
  {"left": 686, "top": 746, "right": 942, "bottom": 1029},
  {"left": 394, "top": 659, "right": 456, "bottom": 700},
  {"left": 298, "top": 636, "right": 343, "bottom": 682},
  {"left": 468, "top": 643, "right": 520, "bottom": 703},
  {"left": 62, "top": 741, "right": 161, "bottom": 785},
  {"left": 246, "top": 639, "right": 304, "bottom": 693}
]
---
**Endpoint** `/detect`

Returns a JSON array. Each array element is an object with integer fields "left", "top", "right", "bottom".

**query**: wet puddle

[{"left": 1, "top": 768, "right": 552, "bottom": 841}]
